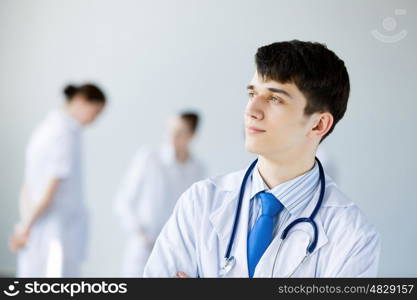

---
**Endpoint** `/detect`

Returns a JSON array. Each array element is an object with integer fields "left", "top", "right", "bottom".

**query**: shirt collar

[{"left": 250, "top": 161, "right": 320, "bottom": 215}]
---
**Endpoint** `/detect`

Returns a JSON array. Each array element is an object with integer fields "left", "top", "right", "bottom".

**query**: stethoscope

[{"left": 219, "top": 157, "right": 326, "bottom": 277}]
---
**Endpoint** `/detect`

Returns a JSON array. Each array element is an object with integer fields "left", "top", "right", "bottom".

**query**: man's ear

[{"left": 310, "top": 112, "right": 333, "bottom": 139}]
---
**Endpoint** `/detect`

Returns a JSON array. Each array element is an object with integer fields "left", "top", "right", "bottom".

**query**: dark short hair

[
  {"left": 63, "top": 83, "right": 106, "bottom": 104},
  {"left": 255, "top": 40, "right": 350, "bottom": 142},
  {"left": 179, "top": 111, "right": 200, "bottom": 133}
]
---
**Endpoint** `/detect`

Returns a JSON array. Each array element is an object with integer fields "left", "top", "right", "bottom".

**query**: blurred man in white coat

[{"left": 115, "top": 112, "right": 206, "bottom": 277}]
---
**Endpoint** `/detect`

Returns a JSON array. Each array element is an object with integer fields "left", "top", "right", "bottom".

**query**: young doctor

[
  {"left": 143, "top": 40, "right": 381, "bottom": 278},
  {"left": 9, "top": 83, "right": 106, "bottom": 277}
]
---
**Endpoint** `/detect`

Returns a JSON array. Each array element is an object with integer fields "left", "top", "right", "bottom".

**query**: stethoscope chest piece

[{"left": 219, "top": 256, "right": 235, "bottom": 277}]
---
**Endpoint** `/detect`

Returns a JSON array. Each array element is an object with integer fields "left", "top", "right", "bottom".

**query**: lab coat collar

[{"left": 208, "top": 184, "right": 250, "bottom": 277}]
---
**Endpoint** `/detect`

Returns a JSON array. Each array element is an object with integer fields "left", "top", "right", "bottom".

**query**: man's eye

[
  {"left": 248, "top": 92, "right": 255, "bottom": 98},
  {"left": 271, "top": 96, "right": 283, "bottom": 104}
]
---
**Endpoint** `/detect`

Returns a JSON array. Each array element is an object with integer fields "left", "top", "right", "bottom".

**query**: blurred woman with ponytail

[{"left": 9, "top": 83, "right": 106, "bottom": 277}]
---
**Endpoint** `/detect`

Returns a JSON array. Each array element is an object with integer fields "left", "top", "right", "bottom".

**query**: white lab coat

[
  {"left": 17, "top": 109, "right": 88, "bottom": 277},
  {"left": 143, "top": 164, "right": 381, "bottom": 277},
  {"left": 114, "top": 145, "right": 206, "bottom": 277}
]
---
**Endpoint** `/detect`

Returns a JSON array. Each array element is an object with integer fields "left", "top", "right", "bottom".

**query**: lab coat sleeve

[
  {"left": 334, "top": 227, "right": 380, "bottom": 277},
  {"left": 114, "top": 148, "right": 151, "bottom": 232},
  {"left": 324, "top": 207, "right": 381, "bottom": 277},
  {"left": 143, "top": 184, "right": 198, "bottom": 277}
]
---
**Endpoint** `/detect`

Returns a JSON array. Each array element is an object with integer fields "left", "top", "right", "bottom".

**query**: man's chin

[{"left": 244, "top": 142, "right": 262, "bottom": 155}]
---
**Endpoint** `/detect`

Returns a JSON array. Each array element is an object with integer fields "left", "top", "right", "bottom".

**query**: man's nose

[{"left": 245, "top": 96, "right": 264, "bottom": 120}]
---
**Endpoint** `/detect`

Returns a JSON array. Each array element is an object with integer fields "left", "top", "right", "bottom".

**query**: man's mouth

[{"left": 247, "top": 126, "right": 266, "bottom": 134}]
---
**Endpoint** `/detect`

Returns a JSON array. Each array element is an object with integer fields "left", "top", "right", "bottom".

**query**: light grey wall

[{"left": 0, "top": 0, "right": 416, "bottom": 276}]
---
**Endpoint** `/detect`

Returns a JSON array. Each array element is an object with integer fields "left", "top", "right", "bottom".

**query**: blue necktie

[{"left": 247, "top": 192, "right": 284, "bottom": 277}]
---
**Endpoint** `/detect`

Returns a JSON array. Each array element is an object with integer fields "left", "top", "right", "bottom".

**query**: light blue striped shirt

[{"left": 248, "top": 161, "right": 320, "bottom": 237}]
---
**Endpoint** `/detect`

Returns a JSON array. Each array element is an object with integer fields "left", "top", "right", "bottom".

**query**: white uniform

[
  {"left": 114, "top": 145, "right": 206, "bottom": 277},
  {"left": 17, "top": 109, "right": 88, "bottom": 277},
  {"left": 143, "top": 164, "right": 381, "bottom": 277}
]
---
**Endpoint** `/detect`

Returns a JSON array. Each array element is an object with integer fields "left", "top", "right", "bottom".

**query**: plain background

[{"left": 0, "top": 0, "right": 416, "bottom": 276}]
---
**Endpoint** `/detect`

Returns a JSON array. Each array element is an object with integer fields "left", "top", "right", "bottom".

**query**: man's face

[
  {"left": 244, "top": 72, "right": 318, "bottom": 157},
  {"left": 168, "top": 117, "right": 194, "bottom": 151},
  {"left": 71, "top": 96, "right": 105, "bottom": 126}
]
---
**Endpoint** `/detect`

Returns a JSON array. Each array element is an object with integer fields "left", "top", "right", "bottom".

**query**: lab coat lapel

[
  {"left": 209, "top": 188, "right": 251, "bottom": 277},
  {"left": 254, "top": 186, "right": 329, "bottom": 277}
]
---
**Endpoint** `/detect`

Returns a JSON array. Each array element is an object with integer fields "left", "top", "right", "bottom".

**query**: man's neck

[
  {"left": 257, "top": 152, "right": 316, "bottom": 189},
  {"left": 175, "top": 149, "right": 189, "bottom": 163},
  {"left": 63, "top": 105, "right": 83, "bottom": 127}
]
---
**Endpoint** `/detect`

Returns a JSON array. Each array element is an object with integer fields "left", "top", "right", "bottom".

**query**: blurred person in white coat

[
  {"left": 114, "top": 112, "right": 206, "bottom": 277},
  {"left": 9, "top": 83, "right": 106, "bottom": 277}
]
